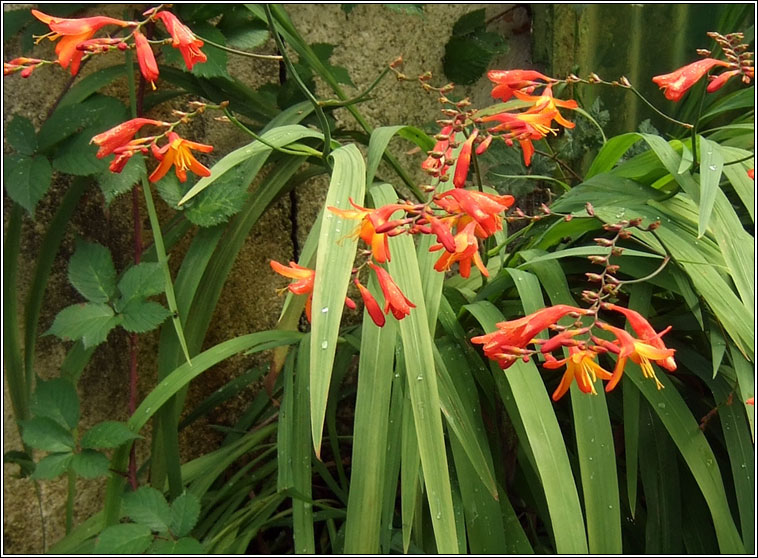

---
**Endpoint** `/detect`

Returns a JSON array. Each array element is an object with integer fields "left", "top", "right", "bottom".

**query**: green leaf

[
  {"left": 366, "top": 125, "right": 434, "bottom": 187},
  {"left": 80, "top": 421, "right": 142, "bottom": 450},
  {"left": 384, "top": 4, "right": 424, "bottom": 16},
  {"left": 3, "top": 9, "right": 33, "bottom": 39},
  {"left": 311, "top": 43, "right": 354, "bottom": 87},
  {"left": 52, "top": 126, "right": 110, "bottom": 176},
  {"left": 98, "top": 154, "right": 146, "bottom": 205},
  {"left": 47, "top": 302, "right": 119, "bottom": 348},
  {"left": 6, "top": 115, "right": 37, "bottom": 155},
  {"left": 31, "top": 452, "right": 73, "bottom": 480},
  {"left": 117, "top": 263, "right": 165, "bottom": 308},
  {"left": 58, "top": 65, "right": 126, "bottom": 108},
  {"left": 550, "top": 173, "right": 667, "bottom": 214},
  {"left": 4, "top": 450, "right": 35, "bottom": 478},
  {"left": 38, "top": 95, "right": 127, "bottom": 152},
  {"left": 95, "top": 523, "right": 153, "bottom": 554},
  {"left": 309, "top": 144, "right": 366, "bottom": 455},
  {"left": 452, "top": 8, "right": 485, "bottom": 34},
  {"left": 120, "top": 300, "right": 171, "bottom": 333},
  {"left": 169, "top": 492, "right": 201, "bottom": 538},
  {"left": 220, "top": 15, "right": 269, "bottom": 50},
  {"left": 30, "top": 377, "right": 80, "bottom": 430},
  {"left": 184, "top": 162, "right": 251, "bottom": 227},
  {"left": 444, "top": 35, "right": 503, "bottom": 85},
  {"left": 71, "top": 449, "right": 110, "bottom": 478},
  {"left": 20, "top": 417, "right": 74, "bottom": 452},
  {"left": 697, "top": 135, "right": 724, "bottom": 238},
  {"left": 3, "top": 154, "right": 52, "bottom": 216},
  {"left": 68, "top": 241, "right": 117, "bottom": 303},
  {"left": 123, "top": 486, "right": 172, "bottom": 532}
]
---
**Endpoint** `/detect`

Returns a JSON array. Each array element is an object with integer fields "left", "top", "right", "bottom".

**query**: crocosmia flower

[
  {"left": 155, "top": 11, "right": 207, "bottom": 71},
  {"left": 431, "top": 221, "right": 487, "bottom": 278},
  {"left": 602, "top": 303, "right": 676, "bottom": 372},
  {"left": 488, "top": 69, "right": 553, "bottom": 102},
  {"left": 355, "top": 278, "right": 385, "bottom": 327},
  {"left": 270, "top": 260, "right": 316, "bottom": 321},
  {"left": 544, "top": 347, "right": 613, "bottom": 401},
  {"left": 453, "top": 130, "right": 478, "bottom": 188},
  {"left": 134, "top": 30, "right": 159, "bottom": 89},
  {"left": 148, "top": 132, "right": 213, "bottom": 183},
  {"left": 369, "top": 262, "right": 415, "bottom": 321},
  {"left": 435, "top": 189, "right": 514, "bottom": 238},
  {"left": 31, "top": 10, "right": 133, "bottom": 75},
  {"left": 90, "top": 118, "right": 166, "bottom": 158},
  {"left": 652, "top": 58, "right": 730, "bottom": 101},
  {"left": 3, "top": 57, "right": 43, "bottom": 78}
]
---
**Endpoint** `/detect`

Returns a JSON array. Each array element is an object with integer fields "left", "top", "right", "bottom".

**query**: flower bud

[
  {"left": 585, "top": 202, "right": 595, "bottom": 216},
  {"left": 594, "top": 237, "right": 614, "bottom": 247},
  {"left": 647, "top": 221, "right": 661, "bottom": 231},
  {"left": 585, "top": 272, "right": 603, "bottom": 282}
]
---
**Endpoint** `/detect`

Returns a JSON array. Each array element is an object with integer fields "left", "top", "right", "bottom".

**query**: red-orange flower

[
  {"left": 652, "top": 58, "right": 731, "bottom": 101},
  {"left": 31, "top": 10, "right": 133, "bottom": 75},
  {"left": 134, "top": 30, "right": 159, "bottom": 89},
  {"left": 602, "top": 303, "right": 676, "bottom": 372},
  {"left": 355, "top": 279, "right": 385, "bottom": 327},
  {"left": 155, "top": 11, "right": 207, "bottom": 71},
  {"left": 488, "top": 69, "right": 553, "bottom": 102},
  {"left": 471, "top": 304, "right": 586, "bottom": 369},
  {"left": 422, "top": 125, "right": 456, "bottom": 175},
  {"left": 329, "top": 200, "right": 412, "bottom": 263},
  {"left": 435, "top": 189, "right": 514, "bottom": 238},
  {"left": 544, "top": 347, "right": 613, "bottom": 401},
  {"left": 148, "top": 132, "right": 213, "bottom": 183},
  {"left": 453, "top": 129, "right": 478, "bottom": 188},
  {"left": 431, "top": 221, "right": 487, "bottom": 278},
  {"left": 598, "top": 322, "right": 676, "bottom": 392},
  {"left": 270, "top": 260, "right": 315, "bottom": 321},
  {"left": 513, "top": 86, "right": 579, "bottom": 129},
  {"left": 369, "top": 262, "right": 415, "bottom": 321},
  {"left": 90, "top": 118, "right": 166, "bottom": 158}
]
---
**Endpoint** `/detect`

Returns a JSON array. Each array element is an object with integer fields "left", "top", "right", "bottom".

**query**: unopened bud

[
  {"left": 588, "top": 255, "right": 608, "bottom": 265},
  {"left": 585, "top": 202, "right": 595, "bottom": 216},
  {"left": 564, "top": 214, "right": 573, "bottom": 222},
  {"left": 434, "top": 133, "right": 450, "bottom": 141},
  {"left": 587, "top": 72, "right": 601, "bottom": 83},
  {"left": 603, "top": 223, "right": 623, "bottom": 232},
  {"left": 605, "top": 275, "right": 620, "bottom": 285},
  {"left": 440, "top": 83, "right": 455, "bottom": 94},
  {"left": 611, "top": 247, "right": 624, "bottom": 257},
  {"left": 117, "top": 42, "right": 129, "bottom": 51},
  {"left": 441, "top": 108, "right": 459, "bottom": 117},
  {"left": 395, "top": 72, "right": 408, "bottom": 81},
  {"left": 418, "top": 70, "right": 432, "bottom": 81},
  {"left": 696, "top": 48, "right": 711, "bottom": 57},
  {"left": 390, "top": 56, "right": 404, "bottom": 69},
  {"left": 618, "top": 229, "right": 633, "bottom": 239},
  {"left": 582, "top": 290, "right": 598, "bottom": 301},
  {"left": 585, "top": 273, "right": 603, "bottom": 282},
  {"left": 566, "top": 73, "right": 581, "bottom": 82},
  {"left": 540, "top": 203, "right": 552, "bottom": 215},
  {"left": 628, "top": 217, "right": 642, "bottom": 227},
  {"left": 594, "top": 237, "right": 614, "bottom": 247},
  {"left": 647, "top": 220, "right": 661, "bottom": 231},
  {"left": 606, "top": 265, "right": 620, "bottom": 274},
  {"left": 438, "top": 96, "right": 452, "bottom": 104},
  {"left": 455, "top": 98, "right": 471, "bottom": 108},
  {"left": 427, "top": 150, "right": 445, "bottom": 159},
  {"left": 619, "top": 76, "right": 632, "bottom": 87}
]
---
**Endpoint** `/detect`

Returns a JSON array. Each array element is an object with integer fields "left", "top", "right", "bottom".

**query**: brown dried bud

[
  {"left": 441, "top": 108, "right": 459, "bottom": 117},
  {"left": 438, "top": 96, "right": 452, "bottom": 105},
  {"left": 618, "top": 229, "right": 633, "bottom": 239},
  {"left": 588, "top": 255, "right": 608, "bottom": 265},
  {"left": 436, "top": 119, "right": 453, "bottom": 126},
  {"left": 696, "top": 48, "right": 712, "bottom": 57},
  {"left": 427, "top": 150, "right": 445, "bottom": 159},
  {"left": 587, "top": 72, "right": 602, "bottom": 83},
  {"left": 647, "top": 220, "right": 661, "bottom": 231},
  {"left": 606, "top": 265, "right": 620, "bottom": 274},
  {"left": 628, "top": 217, "right": 643, "bottom": 227},
  {"left": 455, "top": 98, "right": 472, "bottom": 108},
  {"left": 619, "top": 76, "right": 632, "bottom": 87},
  {"left": 611, "top": 247, "right": 624, "bottom": 257},
  {"left": 585, "top": 202, "right": 595, "bottom": 216}
]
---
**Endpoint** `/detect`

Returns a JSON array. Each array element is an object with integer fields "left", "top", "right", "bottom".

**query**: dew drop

[
  {"left": 708, "top": 164, "right": 717, "bottom": 171},
  {"left": 608, "top": 505, "right": 613, "bottom": 510},
  {"left": 740, "top": 463, "right": 746, "bottom": 469},
  {"left": 321, "top": 307, "right": 329, "bottom": 313},
  {"left": 321, "top": 341, "right": 328, "bottom": 349},
  {"left": 416, "top": 375, "right": 424, "bottom": 381},
  {"left": 657, "top": 402, "right": 666, "bottom": 409}
]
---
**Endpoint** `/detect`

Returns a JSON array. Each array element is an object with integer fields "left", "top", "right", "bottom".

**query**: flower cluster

[
  {"left": 472, "top": 303, "right": 676, "bottom": 401},
  {"left": 4, "top": 8, "right": 206, "bottom": 83},
  {"left": 652, "top": 32, "right": 753, "bottom": 102}
]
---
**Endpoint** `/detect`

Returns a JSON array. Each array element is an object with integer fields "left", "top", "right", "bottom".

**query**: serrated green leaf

[
  {"left": 81, "top": 421, "right": 142, "bottom": 449},
  {"left": 30, "top": 377, "right": 80, "bottom": 430},
  {"left": 47, "top": 302, "right": 119, "bottom": 348},
  {"left": 71, "top": 449, "right": 110, "bottom": 478},
  {"left": 3, "top": 154, "right": 52, "bottom": 216},
  {"left": 52, "top": 126, "right": 110, "bottom": 176},
  {"left": 120, "top": 300, "right": 171, "bottom": 333},
  {"left": 452, "top": 8, "right": 486, "bottom": 35},
  {"left": 68, "top": 241, "right": 117, "bottom": 303},
  {"left": 443, "top": 35, "right": 495, "bottom": 85},
  {"left": 58, "top": 65, "right": 126, "bottom": 108},
  {"left": 6, "top": 115, "right": 37, "bottom": 155},
  {"left": 31, "top": 452, "right": 73, "bottom": 480},
  {"left": 98, "top": 154, "right": 146, "bottom": 205},
  {"left": 123, "top": 486, "right": 172, "bottom": 532},
  {"left": 21, "top": 417, "right": 75, "bottom": 452},
  {"left": 311, "top": 42, "right": 354, "bottom": 87},
  {"left": 223, "top": 20, "right": 269, "bottom": 50},
  {"left": 184, "top": 163, "right": 250, "bottom": 227},
  {"left": 117, "top": 263, "right": 165, "bottom": 308},
  {"left": 169, "top": 492, "right": 201, "bottom": 538},
  {"left": 95, "top": 523, "right": 153, "bottom": 554},
  {"left": 38, "top": 95, "right": 127, "bottom": 152}
]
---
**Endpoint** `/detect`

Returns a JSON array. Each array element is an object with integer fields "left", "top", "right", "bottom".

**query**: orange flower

[
  {"left": 368, "top": 263, "right": 415, "bottom": 321},
  {"left": 453, "top": 130, "right": 478, "bottom": 188},
  {"left": 487, "top": 69, "right": 553, "bottom": 102},
  {"left": 329, "top": 200, "right": 411, "bottom": 264},
  {"left": 513, "top": 86, "right": 579, "bottom": 129},
  {"left": 543, "top": 347, "right": 613, "bottom": 401},
  {"left": 355, "top": 279, "right": 385, "bottom": 327},
  {"left": 746, "top": 397, "right": 754, "bottom": 406},
  {"left": 31, "top": 10, "right": 133, "bottom": 75},
  {"left": 155, "top": 11, "right": 207, "bottom": 71},
  {"left": 134, "top": 30, "right": 159, "bottom": 89},
  {"left": 422, "top": 125, "right": 456, "bottom": 174},
  {"left": 431, "top": 221, "right": 487, "bottom": 278},
  {"left": 481, "top": 109, "right": 558, "bottom": 166},
  {"left": 435, "top": 189, "right": 514, "bottom": 238},
  {"left": 148, "top": 132, "right": 213, "bottom": 183},
  {"left": 652, "top": 58, "right": 731, "bottom": 101},
  {"left": 602, "top": 303, "right": 676, "bottom": 371},
  {"left": 471, "top": 304, "right": 586, "bottom": 369},
  {"left": 270, "top": 260, "right": 315, "bottom": 321},
  {"left": 90, "top": 118, "right": 166, "bottom": 158},
  {"left": 598, "top": 322, "right": 676, "bottom": 392}
]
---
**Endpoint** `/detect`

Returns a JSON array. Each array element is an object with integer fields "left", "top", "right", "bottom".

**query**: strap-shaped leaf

[
  {"left": 309, "top": 144, "right": 366, "bottom": 455},
  {"left": 372, "top": 183, "right": 460, "bottom": 553}
]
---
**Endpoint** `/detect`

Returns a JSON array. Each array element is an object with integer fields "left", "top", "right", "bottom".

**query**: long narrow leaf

[{"left": 309, "top": 144, "right": 366, "bottom": 456}]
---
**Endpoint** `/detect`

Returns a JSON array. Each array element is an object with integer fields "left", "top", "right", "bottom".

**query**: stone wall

[{"left": 2, "top": 4, "right": 531, "bottom": 553}]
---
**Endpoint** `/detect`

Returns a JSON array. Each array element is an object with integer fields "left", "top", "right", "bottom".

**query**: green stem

[
  {"left": 318, "top": 66, "right": 391, "bottom": 107},
  {"left": 626, "top": 84, "right": 694, "bottom": 130},
  {"left": 193, "top": 33, "right": 283, "bottom": 60},
  {"left": 265, "top": 5, "right": 332, "bottom": 164},
  {"left": 224, "top": 108, "right": 322, "bottom": 157}
]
